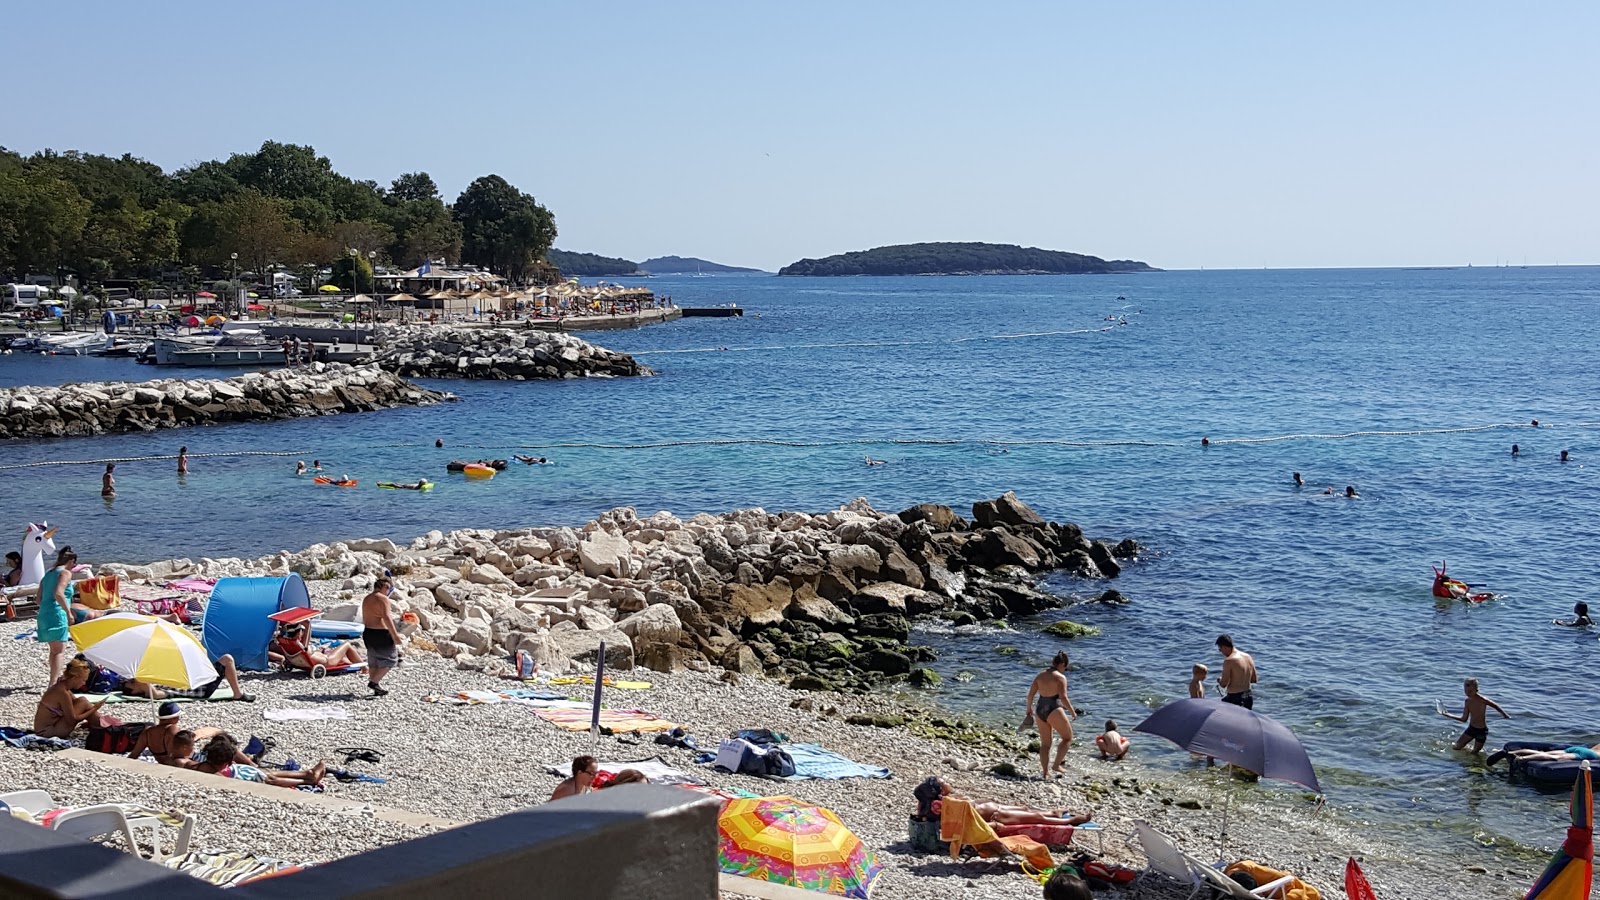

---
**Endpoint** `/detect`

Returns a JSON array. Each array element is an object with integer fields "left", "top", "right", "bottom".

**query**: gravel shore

[{"left": 0, "top": 583, "right": 1537, "bottom": 899}]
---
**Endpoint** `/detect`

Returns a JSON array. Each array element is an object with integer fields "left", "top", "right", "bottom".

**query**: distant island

[
  {"left": 639, "top": 256, "right": 764, "bottom": 274},
  {"left": 546, "top": 249, "right": 643, "bottom": 277},
  {"left": 777, "top": 242, "right": 1157, "bottom": 276}
]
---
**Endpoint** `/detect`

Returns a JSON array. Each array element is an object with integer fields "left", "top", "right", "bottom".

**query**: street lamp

[{"left": 229, "top": 253, "right": 239, "bottom": 315}]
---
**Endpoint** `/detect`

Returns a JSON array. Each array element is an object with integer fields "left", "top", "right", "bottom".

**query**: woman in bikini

[
  {"left": 915, "top": 777, "right": 1093, "bottom": 827},
  {"left": 269, "top": 621, "right": 364, "bottom": 671},
  {"left": 1026, "top": 651, "right": 1078, "bottom": 778},
  {"left": 33, "top": 658, "right": 114, "bottom": 738}
]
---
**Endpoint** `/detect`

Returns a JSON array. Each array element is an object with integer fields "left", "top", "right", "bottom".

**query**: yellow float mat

[
  {"left": 546, "top": 676, "right": 652, "bottom": 690},
  {"left": 533, "top": 707, "right": 676, "bottom": 732}
]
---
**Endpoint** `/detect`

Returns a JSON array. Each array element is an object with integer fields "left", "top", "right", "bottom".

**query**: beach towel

[
  {"left": 939, "top": 797, "right": 1053, "bottom": 871},
  {"left": 0, "top": 726, "right": 74, "bottom": 751},
  {"left": 502, "top": 688, "right": 571, "bottom": 701},
  {"left": 778, "top": 743, "right": 891, "bottom": 780},
  {"left": 262, "top": 706, "right": 350, "bottom": 722},
  {"left": 75, "top": 575, "right": 121, "bottom": 610},
  {"left": 533, "top": 708, "right": 676, "bottom": 733},
  {"left": 78, "top": 684, "right": 237, "bottom": 704},
  {"left": 993, "top": 822, "right": 1078, "bottom": 847},
  {"left": 165, "top": 578, "right": 217, "bottom": 593},
  {"left": 1226, "top": 860, "right": 1322, "bottom": 900},
  {"left": 541, "top": 755, "right": 705, "bottom": 786},
  {"left": 547, "top": 676, "right": 652, "bottom": 690},
  {"left": 164, "top": 850, "right": 300, "bottom": 887}
]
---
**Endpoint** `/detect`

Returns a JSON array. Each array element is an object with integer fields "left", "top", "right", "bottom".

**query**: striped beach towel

[{"left": 533, "top": 708, "right": 677, "bottom": 733}]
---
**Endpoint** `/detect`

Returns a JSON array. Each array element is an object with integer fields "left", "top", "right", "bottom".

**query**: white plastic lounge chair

[
  {"left": 1129, "top": 820, "right": 1296, "bottom": 900},
  {"left": 1, "top": 790, "right": 194, "bottom": 862}
]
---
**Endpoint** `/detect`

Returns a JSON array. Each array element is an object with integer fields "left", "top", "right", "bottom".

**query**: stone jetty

[
  {"left": 0, "top": 363, "right": 453, "bottom": 440},
  {"left": 372, "top": 325, "right": 647, "bottom": 380},
  {"left": 119, "top": 492, "right": 1138, "bottom": 692}
]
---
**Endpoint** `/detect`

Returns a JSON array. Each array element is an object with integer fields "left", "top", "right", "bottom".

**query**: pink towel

[{"left": 993, "top": 823, "right": 1077, "bottom": 847}]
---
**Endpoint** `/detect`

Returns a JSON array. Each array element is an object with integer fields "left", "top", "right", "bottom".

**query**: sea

[{"left": 3, "top": 266, "right": 1598, "bottom": 860}]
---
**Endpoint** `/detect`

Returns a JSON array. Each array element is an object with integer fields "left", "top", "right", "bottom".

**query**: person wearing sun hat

[{"left": 128, "top": 700, "right": 246, "bottom": 765}]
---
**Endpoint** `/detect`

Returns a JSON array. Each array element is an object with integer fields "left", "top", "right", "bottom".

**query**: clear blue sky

[{"left": 10, "top": 1, "right": 1597, "bottom": 271}]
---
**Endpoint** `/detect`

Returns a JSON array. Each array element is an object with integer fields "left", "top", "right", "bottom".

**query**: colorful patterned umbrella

[
  {"left": 718, "top": 796, "right": 883, "bottom": 898},
  {"left": 70, "top": 613, "right": 217, "bottom": 689},
  {"left": 1524, "top": 761, "right": 1593, "bottom": 900}
]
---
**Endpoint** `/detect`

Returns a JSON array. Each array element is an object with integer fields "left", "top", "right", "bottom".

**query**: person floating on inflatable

[{"left": 1432, "top": 561, "right": 1493, "bottom": 603}]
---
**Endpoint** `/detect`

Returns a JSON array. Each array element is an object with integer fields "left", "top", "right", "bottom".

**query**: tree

[
  {"left": 390, "top": 172, "right": 440, "bottom": 204},
  {"left": 330, "top": 253, "right": 374, "bottom": 292},
  {"left": 200, "top": 190, "right": 301, "bottom": 276},
  {"left": 454, "top": 175, "right": 556, "bottom": 283},
  {"left": 331, "top": 220, "right": 394, "bottom": 261},
  {"left": 0, "top": 171, "right": 89, "bottom": 276},
  {"left": 385, "top": 171, "right": 460, "bottom": 267}
]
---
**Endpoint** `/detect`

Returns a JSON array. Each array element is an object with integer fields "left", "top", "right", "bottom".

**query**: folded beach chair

[
  {"left": 1129, "top": 820, "right": 1296, "bottom": 900},
  {"left": 2, "top": 790, "right": 194, "bottom": 863}
]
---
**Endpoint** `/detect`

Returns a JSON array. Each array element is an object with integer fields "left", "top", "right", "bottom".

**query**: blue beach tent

[{"left": 201, "top": 575, "right": 311, "bottom": 670}]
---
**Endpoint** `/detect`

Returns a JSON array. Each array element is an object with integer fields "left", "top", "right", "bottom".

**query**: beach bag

[
  {"left": 716, "top": 737, "right": 761, "bottom": 774},
  {"left": 908, "top": 815, "right": 942, "bottom": 853},
  {"left": 87, "top": 665, "right": 125, "bottom": 695},
  {"left": 761, "top": 747, "right": 797, "bottom": 778},
  {"left": 86, "top": 722, "right": 147, "bottom": 755}
]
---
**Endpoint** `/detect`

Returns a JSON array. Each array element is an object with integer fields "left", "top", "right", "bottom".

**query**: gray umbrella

[{"left": 1134, "top": 698, "right": 1322, "bottom": 794}]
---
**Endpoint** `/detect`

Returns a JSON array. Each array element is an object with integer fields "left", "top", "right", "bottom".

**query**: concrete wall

[{"left": 1, "top": 786, "right": 718, "bottom": 900}]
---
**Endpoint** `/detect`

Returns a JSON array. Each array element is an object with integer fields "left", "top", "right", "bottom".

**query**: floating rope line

[
  {"left": 630, "top": 320, "right": 1130, "bottom": 356},
  {"left": 0, "top": 423, "right": 1586, "bottom": 470}
]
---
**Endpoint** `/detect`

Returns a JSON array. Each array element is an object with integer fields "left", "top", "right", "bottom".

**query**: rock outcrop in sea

[
  {"left": 371, "top": 326, "right": 647, "bottom": 380},
  {"left": 0, "top": 363, "right": 454, "bottom": 440},
  {"left": 115, "top": 492, "right": 1138, "bottom": 692}
]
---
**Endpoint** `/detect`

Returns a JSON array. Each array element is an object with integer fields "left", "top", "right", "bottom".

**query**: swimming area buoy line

[{"left": 0, "top": 421, "right": 1591, "bottom": 469}]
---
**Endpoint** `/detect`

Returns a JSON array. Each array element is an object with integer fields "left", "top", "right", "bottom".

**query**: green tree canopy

[{"left": 454, "top": 175, "right": 556, "bottom": 282}]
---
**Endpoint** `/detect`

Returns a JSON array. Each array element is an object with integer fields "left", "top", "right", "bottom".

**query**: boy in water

[
  {"left": 1189, "top": 664, "right": 1208, "bottom": 699},
  {"left": 1094, "top": 720, "right": 1130, "bottom": 760},
  {"left": 1441, "top": 678, "right": 1509, "bottom": 753}
]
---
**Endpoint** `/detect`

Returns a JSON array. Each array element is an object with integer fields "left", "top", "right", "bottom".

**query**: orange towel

[
  {"left": 1225, "top": 860, "right": 1323, "bottom": 900},
  {"left": 75, "top": 575, "right": 120, "bottom": 610},
  {"left": 938, "top": 797, "right": 1054, "bottom": 871}
]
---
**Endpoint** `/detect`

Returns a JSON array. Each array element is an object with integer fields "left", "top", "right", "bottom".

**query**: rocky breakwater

[
  {"left": 136, "top": 492, "right": 1136, "bottom": 694},
  {"left": 371, "top": 325, "right": 647, "bottom": 380},
  {"left": 0, "top": 363, "right": 454, "bottom": 440}
]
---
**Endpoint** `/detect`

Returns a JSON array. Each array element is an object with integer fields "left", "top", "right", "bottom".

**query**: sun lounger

[
  {"left": 1129, "top": 820, "right": 1296, "bottom": 900},
  {"left": 2, "top": 790, "right": 193, "bottom": 863}
]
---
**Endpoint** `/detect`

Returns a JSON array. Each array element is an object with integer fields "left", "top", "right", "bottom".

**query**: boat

[
  {"left": 88, "top": 337, "right": 150, "bottom": 358},
  {"left": 681, "top": 306, "right": 744, "bottom": 318}
]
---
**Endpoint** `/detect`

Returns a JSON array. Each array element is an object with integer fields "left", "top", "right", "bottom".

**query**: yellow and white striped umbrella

[{"left": 70, "top": 613, "right": 217, "bottom": 690}]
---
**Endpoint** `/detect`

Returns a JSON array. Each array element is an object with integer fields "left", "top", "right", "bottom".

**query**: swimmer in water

[
  {"left": 1555, "top": 602, "right": 1592, "bottom": 628},
  {"left": 1323, "top": 486, "right": 1335, "bottom": 495},
  {"left": 864, "top": 455, "right": 886, "bottom": 466},
  {"left": 295, "top": 461, "right": 306, "bottom": 476},
  {"left": 1345, "top": 485, "right": 1359, "bottom": 498},
  {"left": 1511, "top": 444, "right": 1520, "bottom": 457},
  {"left": 1201, "top": 437, "right": 1210, "bottom": 447},
  {"left": 1561, "top": 450, "right": 1570, "bottom": 463},
  {"left": 1292, "top": 472, "right": 1304, "bottom": 487},
  {"left": 435, "top": 439, "right": 443, "bottom": 448},
  {"left": 313, "top": 460, "right": 323, "bottom": 472}
]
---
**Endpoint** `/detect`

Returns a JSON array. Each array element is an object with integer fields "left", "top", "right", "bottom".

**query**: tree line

[{"left": 0, "top": 141, "right": 559, "bottom": 291}]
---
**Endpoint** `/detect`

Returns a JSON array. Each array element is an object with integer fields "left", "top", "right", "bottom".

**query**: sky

[{"left": 9, "top": 1, "right": 1598, "bottom": 271}]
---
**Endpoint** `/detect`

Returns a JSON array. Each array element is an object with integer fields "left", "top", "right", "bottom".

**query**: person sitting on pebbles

[
  {"left": 195, "top": 733, "right": 326, "bottom": 788},
  {"left": 1094, "top": 719, "right": 1131, "bottom": 761},
  {"left": 129, "top": 701, "right": 248, "bottom": 766},
  {"left": 33, "top": 658, "right": 117, "bottom": 738}
]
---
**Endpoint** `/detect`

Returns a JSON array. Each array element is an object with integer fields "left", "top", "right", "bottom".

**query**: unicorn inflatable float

[{"left": 19, "top": 522, "right": 58, "bottom": 586}]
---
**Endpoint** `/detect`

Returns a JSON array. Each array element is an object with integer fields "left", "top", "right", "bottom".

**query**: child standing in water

[
  {"left": 1441, "top": 678, "right": 1509, "bottom": 753},
  {"left": 1189, "top": 664, "right": 1208, "bottom": 699}
]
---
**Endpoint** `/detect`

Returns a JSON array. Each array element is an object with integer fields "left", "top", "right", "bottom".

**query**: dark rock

[
  {"left": 861, "top": 648, "right": 912, "bottom": 675},
  {"left": 909, "top": 667, "right": 943, "bottom": 687},
  {"left": 789, "top": 674, "right": 837, "bottom": 692},
  {"left": 897, "top": 503, "right": 965, "bottom": 531},
  {"left": 1062, "top": 550, "right": 1102, "bottom": 578},
  {"left": 879, "top": 547, "right": 926, "bottom": 589},
  {"left": 846, "top": 713, "right": 906, "bottom": 728},
  {"left": 965, "top": 529, "right": 1041, "bottom": 570},
  {"left": 1096, "top": 589, "right": 1128, "bottom": 605},
  {"left": 854, "top": 612, "right": 912, "bottom": 641},
  {"left": 1087, "top": 540, "right": 1122, "bottom": 578},
  {"left": 972, "top": 491, "right": 1047, "bottom": 529},
  {"left": 904, "top": 645, "right": 939, "bottom": 662},
  {"left": 1112, "top": 538, "right": 1141, "bottom": 559},
  {"left": 976, "top": 579, "right": 1059, "bottom": 616}
]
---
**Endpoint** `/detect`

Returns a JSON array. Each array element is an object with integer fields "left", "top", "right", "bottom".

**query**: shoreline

[{"left": 0, "top": 514, "right": 1548, "bottom": 899}]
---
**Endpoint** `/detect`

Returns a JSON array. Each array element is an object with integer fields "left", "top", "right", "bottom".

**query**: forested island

[
  {"left": 778, "top": 242, "right": 1156, "bottom": 276},
  {"left": 545, "top": 249, "right": 643, "bottom": 276},
  {"left": 639, "top": 256, "right": 763, "bottom": 274}
]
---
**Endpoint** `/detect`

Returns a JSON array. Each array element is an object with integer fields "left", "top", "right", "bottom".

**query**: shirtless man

[
  {"left": 362, "top": 576, "right": 401, "bottom": 697},
  {"left": 1025, "top": 651, "right": 1077, "bottom": 778},
  {"left": 550, "top": 755, "right": 598, "bottom": 802},
  {"left": 1216, "top": 634, "right": 1258, "bottom": 710},
  {"left": 1441, "top": 677, "right": 1509, "bottom": 753}
]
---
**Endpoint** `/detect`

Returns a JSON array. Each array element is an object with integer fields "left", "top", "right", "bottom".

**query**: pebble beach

[{"left": 0, "top": 572, "right": 1533, "bottom": 900}]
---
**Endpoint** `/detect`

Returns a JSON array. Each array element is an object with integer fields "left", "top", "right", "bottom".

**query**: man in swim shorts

[
  {"left": 362, "top": 576, "right": 401, "bottom": 697},
  {"left": 1216, "top": 635, "right": 1257, "bottom": 710}
]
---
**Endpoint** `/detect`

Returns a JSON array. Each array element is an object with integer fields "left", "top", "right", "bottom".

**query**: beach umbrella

[
  {"left": 183, "top": 315, "right": 202, "bottom": 327},
  {"left": 206, "top": 315, "right": 226, "bottom": 326},
  {"left": 1136, "top": 699, "right": 1321, "bottom": 863},
  {"left": 717, "top": 796, "right": 883, "bottom": 898},
  {"left": 195, "top": 291, "right": 216, "bottom": 299},
  {"left": 70, "top": 613, "right": 217, "bottom": 690},
  {"left": 1523, "top": 762, "right": 1592, "bottom": 900},
  {"left": 247, "top": 303, "right": 268, "bottom": 311},
  {"left": 1135, "top": 699, "right": 1322, "bottom": 793},
  {"left": 318, "top": 284, "right": 341, "bottom": 293}
]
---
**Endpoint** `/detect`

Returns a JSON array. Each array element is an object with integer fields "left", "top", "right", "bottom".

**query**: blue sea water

[{"left": 3, "top": 267, "right": 1599, "bottom": 858}]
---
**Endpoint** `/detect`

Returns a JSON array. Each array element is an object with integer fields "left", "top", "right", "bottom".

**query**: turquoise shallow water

[{"left": 3, "top": 267, "right": 1598, "bottom": 855}]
